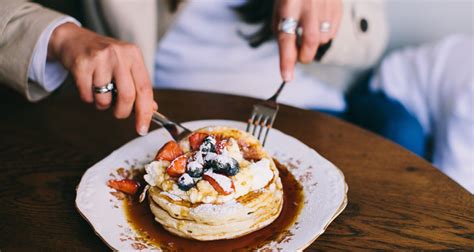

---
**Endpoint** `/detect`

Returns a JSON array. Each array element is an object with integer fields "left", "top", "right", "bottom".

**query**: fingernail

[
  {"left": 138, "top": 125, "right": 148, "bottom": 136},
  {"left": 283, "top": 71, "right": 293, "bottom": 81}
]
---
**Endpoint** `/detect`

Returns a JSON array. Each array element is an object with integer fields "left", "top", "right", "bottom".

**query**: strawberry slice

[
  {"left": 155, "top": 141, "right": 183, "bottom": 161},
  {"left": 189, "top": 132, "right": 209, "bottom": 150},
  {"left": 188, "top": 132, "right": 209, "bottom": 151},
  {"left": 203, "top": 172, "right": 235, "bottom": 195},
  {"left": 107, "top": 179, "right": 140, "bottom": 195},
  {"left": 215, "top": 138, "right": 228, "bottom": 154},
  {"left": 166, "top": 155, "right": 187, "bottom": 177}
]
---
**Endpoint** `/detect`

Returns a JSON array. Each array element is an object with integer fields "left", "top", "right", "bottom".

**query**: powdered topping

[
  {"left": 177, "top": 173, "right": 195, "bottom": 191},
  {"left": 216, "top": 154, "right": 233, "bottom": 165},
  {"left": 186, "top": 151, "right": 205, "bottom": 178},
  {"left": 191, "top": 199, "right": 245, "bottom": 218},
  {"left": 205, "top": 152, "right": 218, "bottom": 162}
]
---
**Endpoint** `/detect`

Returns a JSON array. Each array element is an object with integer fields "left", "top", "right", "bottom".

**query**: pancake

[{"left": 143, "top": 126, "right": 283, "bottom": 240}]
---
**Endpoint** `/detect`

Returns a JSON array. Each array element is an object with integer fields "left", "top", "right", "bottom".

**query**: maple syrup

[{"left": 124, "top": 160, "right": 304, "bottom": 251}]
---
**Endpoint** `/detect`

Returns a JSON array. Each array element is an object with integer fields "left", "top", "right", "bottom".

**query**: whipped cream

[
  {"left": 222, "top": 138, "right": 243, "bottom": 162},
  {"left": 247, "top": 158, "right": 273, "bottom": 190},
  {"left": 144, "top": 160, "right": 169, "bottom": 186}
]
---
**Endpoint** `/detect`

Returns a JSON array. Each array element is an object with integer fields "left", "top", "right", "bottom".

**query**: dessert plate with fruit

[{"left": 76, "top": 119, "right": 347, "bottom": 251}]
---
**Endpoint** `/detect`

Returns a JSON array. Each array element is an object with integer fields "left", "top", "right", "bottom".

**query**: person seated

[
  {"left": 349, "top": 35, "right": 474, "bottom": 193},
  {"left": 0, "top": 0, "right": 387, "bottom": 134}
]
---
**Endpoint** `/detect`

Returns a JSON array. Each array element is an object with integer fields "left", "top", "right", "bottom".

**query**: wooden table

[{"left": 0, "top": 85, "right": 472, "bottom": 251}]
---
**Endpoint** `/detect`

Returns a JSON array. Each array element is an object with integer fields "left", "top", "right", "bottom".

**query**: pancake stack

[{"left": 143, "top": 126, "right": 283, "bottom": 240}]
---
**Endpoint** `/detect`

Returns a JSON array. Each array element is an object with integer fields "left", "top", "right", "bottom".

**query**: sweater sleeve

[
  {"left": 0, "top": 0, "right": 67, "bottom": 102},
  {"left": 320, "top": 0, "right": 389, "bottom": 69}
]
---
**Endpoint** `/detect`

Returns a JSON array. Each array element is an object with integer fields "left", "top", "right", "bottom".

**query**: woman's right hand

[
  {"left": 275, "top": 0, "right": 343, "bottom": 81},
  {"left": 48, "top": 23, "right": 157, "bottom": 135}
]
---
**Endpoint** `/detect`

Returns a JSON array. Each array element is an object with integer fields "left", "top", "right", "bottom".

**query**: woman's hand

[
  {"left": 48, "top": 23, "right": 157, "bottom": 135},
  {"left": 274, "top": 0, "right": 343, "bottom": 81}
]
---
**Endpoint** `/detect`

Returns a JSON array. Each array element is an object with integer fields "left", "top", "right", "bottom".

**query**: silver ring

[
  {"left": 93, "top": 82, "right": 115, "bottom": 94},
  {"left": 320, "top": 21, "right": 331, "bottom": 33},
  {"left": 278, "top": 18, "right": 299, "bottom": 35}
]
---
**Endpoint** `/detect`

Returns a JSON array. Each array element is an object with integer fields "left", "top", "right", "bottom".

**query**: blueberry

[
  {"left": 211, "top": 160, "right": 227, "bottom": 174},
  {"left": 199, "top": 136, "right": 216, "bottom": 153},
  {"left": 203, "top": 152, "right": 217, "bottom": 169},
  {"left": 187, "top": 161, "right": 204, "bottom": 178},
  {"left": 209, "top": 156, "right": 240, "bottom": 176},
  {"left": 177, "top": 173, "right": 195, "bottom": 191},
  {"left": 203, "top": 161, "right": 213, "bottom": 172},
  {"left": 226, "top": 158, "right": 240, "bottom": 176}
]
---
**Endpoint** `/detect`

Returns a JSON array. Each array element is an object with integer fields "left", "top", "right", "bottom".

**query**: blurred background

[
  {"left": 20, "top": 0, "right": 472, "bottom": 192},
  {"left": 33, "top": 0, "right": 474, "bottom": 92}
]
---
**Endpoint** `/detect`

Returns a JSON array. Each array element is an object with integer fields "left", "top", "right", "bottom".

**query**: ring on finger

[
  {"left": 278, "top": 18, "right": 299, "bottom": 35},
  {"left": 320, "top": 21, "right": 331, "bottom": 33},
  {"left": 93, "top": 82, "right": 116, "bottom": 94}
]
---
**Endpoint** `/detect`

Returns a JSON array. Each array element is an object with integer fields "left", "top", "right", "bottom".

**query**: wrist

[{"left": 47, "top": 22, "right": 79, "bottom": 61}]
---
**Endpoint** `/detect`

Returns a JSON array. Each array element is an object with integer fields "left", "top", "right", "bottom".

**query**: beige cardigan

[{"left": 0, "top": 0, "right": 388, "bottom": 102}]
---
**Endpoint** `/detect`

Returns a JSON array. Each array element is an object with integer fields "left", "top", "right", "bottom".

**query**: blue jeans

[{"left": 317, "top": 85, "right": 427, "bottom": 159}]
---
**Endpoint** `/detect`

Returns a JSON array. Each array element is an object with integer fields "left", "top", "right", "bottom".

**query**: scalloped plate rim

[{"left": 75, "top": 119, "right": 348, "bottom": 251}]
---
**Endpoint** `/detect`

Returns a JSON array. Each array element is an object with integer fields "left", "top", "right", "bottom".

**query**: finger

[
  {"left": 298, "top": 2, "right": 319, "bottom": 64},
  {"left": 130, "top": 53, "right": 154, "bottom": 136},
  {"left": 329, "top": 0, "right": 343, "bottom": 38},
  {"left": 71, "top": 60, "right": 94, "bottom": 103},
  {"left": 152, "top": 101, "right": 158, "bottom": 111},
  {"left": 113, "top": 64, "right": 136, "bottom": 119},
  {"left": 278, "top": 33, "right": 298, "bottom": 81},
  {"left": 92, "top": 64, "right": 113, "bottom": 110},
  {"left": 318, "top": 0, "right": 332, "bottom": 44},
  {"left": 277, "top": 0, "right": 302, "bottom": 81}
]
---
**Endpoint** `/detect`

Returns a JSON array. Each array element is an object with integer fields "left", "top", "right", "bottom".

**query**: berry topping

[
  {"left": 207, "top": 155, "right": 240, "bottom": 176},
  {"left": 199, "top": 136, "right": 217, "bottom": 153},
  {"left": 189, "top": 132, "right": 209, "bottom": 151},
  {"left": 177, "top": 173, "right": 195, "bottom": 191},
  {"left": 107, "top": 179, "right": 140, "bottom": 195},
  {"left": 155, "top": 141, "right": 183, "bottom": 162},
  {"left": 187, "top": 152, "right": 205, "bottom": 178},
  {"left": 166, "top": 155, "right": 187, "bottom": 177},
  {"left": 215, "top": 138, "right": 228, "bottom": 154},
  {"left": 225, "top": 158, "right": 240, "bottom": 176},
  {"left": 203, "top": 171, "right": 235, "bottom": 195}
]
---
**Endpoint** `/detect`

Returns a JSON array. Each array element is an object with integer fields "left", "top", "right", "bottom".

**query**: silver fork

[
  {"left": 138, "top": 111, "right": 191, "bottom": 202},
  {"left": 246, "top": 81, "right": 286, "bottom": 146},
  {"left": 151, "top": 111, "right": 192, "bottom": 141}
]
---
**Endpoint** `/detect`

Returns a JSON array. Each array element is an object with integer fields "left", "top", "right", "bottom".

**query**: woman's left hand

[{"left": 274, "top": 0, "right": 343, "bottom": 81}]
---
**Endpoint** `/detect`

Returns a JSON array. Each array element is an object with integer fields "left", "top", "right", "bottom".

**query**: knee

[
  {"left": 375, "top": 106, "right": 426, "bottom": 157},
  {"left": 347, "top": 93, "right": 426, "bottom": 156}
]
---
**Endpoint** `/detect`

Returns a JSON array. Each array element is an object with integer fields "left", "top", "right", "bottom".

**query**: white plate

[{"left": 76, "top": 120, "right": 348, "bottom": 251}]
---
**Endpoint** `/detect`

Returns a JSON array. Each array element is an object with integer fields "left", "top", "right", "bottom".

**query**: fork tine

[
  {"left": 252, "top": 114, "right": 263, "bottom": 136},
  {"left": 262, "top": 117, "right": 275, "bottom": 146},
  {"left": 257, "top": 116, "right": 269, "bottom": 141},
  {"left": 246, "top": 112, "right": 256, "bottom": 133}
]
